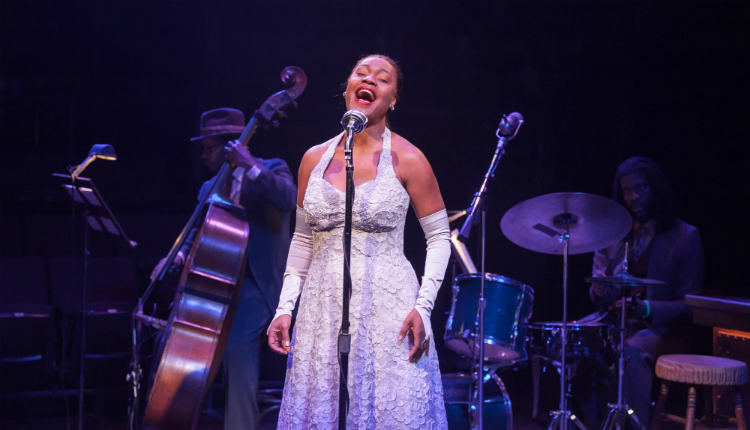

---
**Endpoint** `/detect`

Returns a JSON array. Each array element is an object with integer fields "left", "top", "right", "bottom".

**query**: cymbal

[
  {"left": 500, "top": 192, "right": 631, "bottom": 255},
  {"left": 584, "top": 272, "right": 665, "bottom": 286}
]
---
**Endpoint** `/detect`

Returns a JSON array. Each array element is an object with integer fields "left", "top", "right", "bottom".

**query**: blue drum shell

[{"left": 445, "top": 273, "right": 534, "bottom": 363}]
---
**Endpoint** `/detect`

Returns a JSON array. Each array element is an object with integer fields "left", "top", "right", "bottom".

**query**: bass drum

[{"left": 442, "top": 373, "right": 512, "bottom": 430}]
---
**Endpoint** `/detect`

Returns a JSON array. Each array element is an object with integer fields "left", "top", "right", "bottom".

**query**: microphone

[
  {"left": 340, "top": 109, "right": 368, "bottom": 136},
  {"left": 341, "top": 110, "right": 368, "bottom": 163},
  {"left": 458, "top": 111, "right": 524, "bottom": 242},
  {"left": 496, "top": 112, "right": 524, "bottom": 146}
]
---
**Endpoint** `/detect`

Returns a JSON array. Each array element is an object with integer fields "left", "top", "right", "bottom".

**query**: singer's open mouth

[{"left": 355, "top": 86, "right": 376, "bottom": 105}]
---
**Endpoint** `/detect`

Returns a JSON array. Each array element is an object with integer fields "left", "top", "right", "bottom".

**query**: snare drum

[
  {"left": 444, "top": 273, "right": 534, "bottom": 362},
  {"left": 442, "top": 373, "right": 511, "bottom": 430},
  {"left": 527, "top": 322, "right": 606, "bottom": 358}
]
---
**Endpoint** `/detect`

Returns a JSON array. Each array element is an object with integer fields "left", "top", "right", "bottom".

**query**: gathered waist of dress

[
  {"left": 311, "top": 224, "right": 404, "bottom": 237},
  {"left": 312, "top": 229, "right": 408, "bottom": 260}
]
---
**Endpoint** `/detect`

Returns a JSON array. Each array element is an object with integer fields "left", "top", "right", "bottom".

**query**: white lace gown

[{"left": 277, "top": 128, "right": 448, "bottom": 430}]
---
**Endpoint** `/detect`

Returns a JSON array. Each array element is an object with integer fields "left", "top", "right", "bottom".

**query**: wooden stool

[{"left": 652, "top": 354, "right": 748, "bottom": 430}]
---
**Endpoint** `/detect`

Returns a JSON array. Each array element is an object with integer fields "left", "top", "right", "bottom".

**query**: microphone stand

[
  {"left": 338, "top": 126, "right": 356, "bottom": 430},
  {"left": 458, "top": 117, "right": 521, "bottom": 430}
]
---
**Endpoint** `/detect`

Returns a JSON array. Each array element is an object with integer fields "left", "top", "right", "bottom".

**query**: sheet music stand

[{"left": 53, "top": 173, "right": 136, "bottom": 430}]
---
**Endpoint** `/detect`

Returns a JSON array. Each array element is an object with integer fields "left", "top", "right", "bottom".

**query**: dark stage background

[{"left": 1, "top": 0, "right": 748, "bottom": 424}]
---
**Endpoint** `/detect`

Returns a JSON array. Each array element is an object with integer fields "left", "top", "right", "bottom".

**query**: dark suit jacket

[
  {"left": 181, "top": 158, "right": 297, "bottom": 313},
  {"left": 591, "top": 219, "right": 704, "bottom": 335}
]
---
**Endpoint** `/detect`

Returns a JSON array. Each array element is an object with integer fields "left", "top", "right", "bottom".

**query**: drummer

[{"left": 590, "top": 156, "right": 704, "bottom": 426}]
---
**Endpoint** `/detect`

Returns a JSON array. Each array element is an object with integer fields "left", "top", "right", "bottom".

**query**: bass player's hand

[
  {"left": 150, "top": 251, "right": 186, "bottom": 281},
  {"left": 224, "top": 139, "right": 261, "bottom": 171}
]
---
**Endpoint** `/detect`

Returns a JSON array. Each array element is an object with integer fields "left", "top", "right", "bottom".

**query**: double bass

[{"left": 138, "top": 67, "right": 307, "bottom": 430}]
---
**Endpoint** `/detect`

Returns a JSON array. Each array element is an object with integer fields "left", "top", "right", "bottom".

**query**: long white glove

[
  {"left": 268, "top": 206, "right": 313, "bottom": 332},
  {"left": 414, "top": 209, "right": 451, "bottom": 342}
]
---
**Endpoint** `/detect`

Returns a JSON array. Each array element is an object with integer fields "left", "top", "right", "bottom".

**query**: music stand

[{"left": 53, "top": 173, "right": 136, "bottom": 430}]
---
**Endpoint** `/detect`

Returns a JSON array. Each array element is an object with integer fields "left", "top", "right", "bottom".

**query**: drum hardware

[
  {"left": 501, "top": 192, "right": 632, "bottom": 430},
  {"left": 585, "top": 244, "right": 664, "bottom": 430},
  {"left": 531, "top": 352, "right": 617, "bottom": 430},
  {"left": 450, "top": 229, "right": 477, "bottom": 274}
]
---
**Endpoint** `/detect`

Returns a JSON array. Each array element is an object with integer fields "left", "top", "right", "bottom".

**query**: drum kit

[{"left": 443, "top": 192, "right": 665, "bottom": 430}]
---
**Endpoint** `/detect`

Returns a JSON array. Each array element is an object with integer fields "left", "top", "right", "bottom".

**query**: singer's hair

[{"left": 611, "top": 156, "right": 677, "bottom": 233}]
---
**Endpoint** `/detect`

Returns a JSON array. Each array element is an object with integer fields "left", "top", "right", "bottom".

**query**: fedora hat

[{"left": 190, "top": 108, "right": 246, "bottom": 141}]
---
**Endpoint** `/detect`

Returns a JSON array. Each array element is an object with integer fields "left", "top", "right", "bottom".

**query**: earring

[
  {"left": 390, "top": 105, "right": 395, "bottom": 111},
  {"left": 343, "top": 92, "right": 346, "bottom": 97}
]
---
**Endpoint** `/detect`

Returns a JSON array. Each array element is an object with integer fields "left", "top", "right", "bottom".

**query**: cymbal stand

[
  {"left": 601, "top": 247, "right": 646, "bottom": 430},
  {"left": 547, "top": 222, "right": 587, "bottom": 430}
]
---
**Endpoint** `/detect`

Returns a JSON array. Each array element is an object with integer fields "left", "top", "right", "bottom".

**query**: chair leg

[
  {"left": 685, "top": 386, "right": 696, "bottom": 430},
  {"left": 736, "top": 386, "right": 746, "bottom": 430},
  {"left": 650, "top": 381, "right": 670, "bottom": 430}
]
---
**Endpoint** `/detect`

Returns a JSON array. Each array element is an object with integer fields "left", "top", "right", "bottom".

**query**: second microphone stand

[{"left": 458, "top": 114, "right": 522, "bottom": 429}]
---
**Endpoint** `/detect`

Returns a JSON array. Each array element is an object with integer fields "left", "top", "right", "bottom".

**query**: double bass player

[{"left": 151, "top": 107, "right": 297, "bottom": 430}]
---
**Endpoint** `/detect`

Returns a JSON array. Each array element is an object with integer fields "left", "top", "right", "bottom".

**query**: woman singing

[{"left": 267, "top": 54, "right": 451, "bottom": 429}]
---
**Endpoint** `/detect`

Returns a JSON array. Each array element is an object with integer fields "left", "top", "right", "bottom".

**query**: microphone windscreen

[
  {"left": 341, "top": 109, "right": 368, "bottom": 135},
  {"left": 498, "top": 112, "right": 524, "bottom": 137}
]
